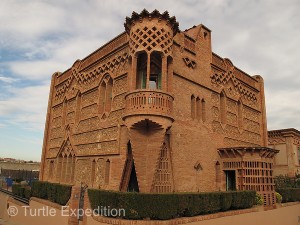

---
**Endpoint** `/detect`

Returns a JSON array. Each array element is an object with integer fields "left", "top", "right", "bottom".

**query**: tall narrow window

[
  {"left": 220, "top": 92, "right": 226, "bottom": 124},
  {"left": 136, "top": 52, "right": 147, "bottom": 89},
  {"left": 98, "top": 81, "right": 106, "bottom": 114},
  {"left": 91, "top": 160, "right": 96, "bottom": 187},
  {"left": 196, "top": 97, "right": 201, "bottom": 120},
  {"left": 56, "top": 144, "right": 75, "bottom": 184},
  {"left": 75, "top": 93, "right": 81, "bottom": 124},
  {"left": 105, "top": 78, "right": 113, "bottom": 112},
  {"left": 98, "top": 75, "right": 113, "bottom": 115},
  {"left": 71, "top": 156, "right": 75, "bottom": 183},
  {"left": 215, "top": 161, "right": 221, "bottom": 190},
  {"left": 49, "top": 161, "right": 54, "bottom": 180},
  {"left": 61, "top": 155, "right": 67, "bottom": 182},
  {"left": 149, "top": 52, "right": 162, "bottom": 89},
  {"left": 237, "top": 100, "right": 243, "bottom": 129},
  {"left": 65, "top": 155, "right": 71, "bottom": 182},
  {"left": 202, "top": 99, "right": 206, "bottom": 122},
  {"left": 56, "top": 156, "right": 62, "bottom": 182},
  {"left": 191, "top": 95, "right": 195, "bottom": 119},
  {"left": 105, "top": 159, "right": 110, "bottom": 185}
]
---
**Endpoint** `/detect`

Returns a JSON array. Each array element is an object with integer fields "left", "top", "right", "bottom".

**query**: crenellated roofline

[{"left": 124, "top": 9, "right": 179, "bottom": 35}]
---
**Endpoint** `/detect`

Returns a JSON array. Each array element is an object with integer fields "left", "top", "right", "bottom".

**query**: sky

[{"left": 0, "top": 0, "right": 299, "bottom": 161}]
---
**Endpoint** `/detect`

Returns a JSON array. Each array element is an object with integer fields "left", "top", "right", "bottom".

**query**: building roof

[
  {"left": 124, "top": 9, "right": 179, "bottom": 35},
  {"left": 268, "top": 128, "right": 300, "bottom": 138}
]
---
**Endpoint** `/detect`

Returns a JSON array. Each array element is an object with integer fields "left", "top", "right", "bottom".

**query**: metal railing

[{"left": 0, "top": 188, "right": 29, "bottom": 205}]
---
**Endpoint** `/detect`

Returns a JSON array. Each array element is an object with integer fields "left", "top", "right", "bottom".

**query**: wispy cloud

[{"left": 0, "top": 75, "right": 18, "bottom": 83}]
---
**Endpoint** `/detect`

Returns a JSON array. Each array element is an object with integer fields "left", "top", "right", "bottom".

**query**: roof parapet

[{"left": 124, "top": 9, "right": 179, "bottom": 36}]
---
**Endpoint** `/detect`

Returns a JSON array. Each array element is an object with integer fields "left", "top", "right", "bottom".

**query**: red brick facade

[
  {"left": 39, "top": 10, "right": 277, "bottom": 205},
  {"left": 268, "top": 128, "right": 300, "bottom": 177}
]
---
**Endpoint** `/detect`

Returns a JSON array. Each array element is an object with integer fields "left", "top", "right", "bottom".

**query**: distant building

[
  {"left": 268, "top": 128, "right": 300, "bottom": 177},
  {"left": 0, "top": 161, "right": 40, "bottom": 181},
  {"left": 39, "top": 9, "right": 278, "bottom": 206},
  {"left": 0, "top": 161, "right": 40, "bottom": 172}
]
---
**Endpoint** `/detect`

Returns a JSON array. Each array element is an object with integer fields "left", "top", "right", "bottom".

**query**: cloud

[
  {"left": 0, "top": 83, "right": 50, "bottom": 130},
  {"left": 0, "top": 75, "right": 18, "bottom": 83},
  {"left": 266, "top": 89, "right": 300, "bottom": 130},
  {"left": 0, "top": 0, "right": 299, "bottom": 161}
]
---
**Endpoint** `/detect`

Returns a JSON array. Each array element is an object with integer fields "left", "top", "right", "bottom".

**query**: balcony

[{"left": 123, "top": 89, "right": 174, "bottom": 128}]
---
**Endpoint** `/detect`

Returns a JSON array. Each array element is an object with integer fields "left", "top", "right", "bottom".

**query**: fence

[{"left": 0, "top": 168, "right": 39, "bottom": 181}]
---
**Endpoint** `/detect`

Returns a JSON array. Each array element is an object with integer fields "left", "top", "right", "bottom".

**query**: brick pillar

[
  {"left": 129, "top": 128, "right": 166, "bottom": 192},
  {"left": 68, "top": 186, "right": 81, "bottom": 225},
  {"left": 162, "top": 55, "right": 167, "bottom": 91},
  {"left": 167, "top": 58, "right": 173, "bottom": 93},
  {"left": 286, "top": 136, "right": 296, "bottom": 177},
  {"left": 82, "top": 190, "right": 90, "bottom": 225},
  {"left": 131, "top": 55, "right": 137, "bottom": 91}
]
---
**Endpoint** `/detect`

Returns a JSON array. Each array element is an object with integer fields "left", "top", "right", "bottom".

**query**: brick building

[
  {"left": 39, "top": 10, "right": 278, "bottom": 205},
  {"left": 268, "top": 128, "right": 300, "bottom": 177}
]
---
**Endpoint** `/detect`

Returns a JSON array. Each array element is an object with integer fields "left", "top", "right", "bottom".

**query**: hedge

[
  {"left": 276, "top": 188, "right": 300, "bottom": 203},
  {"left": 231, "top": 191, "right": 255, "bottom": 209},
  {"left": 88, "top": 190, "right": 256, "bottom": 220},
  {"left": 275, "top": 175, "right": 300, "bottom": 189},
  {"left": 31, "top": 181, "right": 72, "bottom": 205}
]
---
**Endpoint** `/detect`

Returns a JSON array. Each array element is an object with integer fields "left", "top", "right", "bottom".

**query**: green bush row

[
  {"left": 88, "top": 190, "right": 256, "bottom": 220},
  {"left": 275, "top": 175, "right": 300, "bottom": 188},
  {"left": 12, "top": 184, "right": 31, "bottom": 199},
  {"left": 276, "top": 188, "right": 300, "bottom": 203},
  {"left": 31, "top": 181, "right": 72, "bottom": 205}
]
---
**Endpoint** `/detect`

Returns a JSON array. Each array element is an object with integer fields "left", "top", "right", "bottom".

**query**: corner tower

[{"left": 121, "top": 10, "right": 179, "bottom": 193}]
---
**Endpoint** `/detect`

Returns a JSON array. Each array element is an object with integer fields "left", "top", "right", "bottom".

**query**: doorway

[
  {"left": 225, "top": 170, "right": 236, "bottom": 191},
  {"left": 120, "top": 141, "right": 139, "bottom": 192},
  {"left": 127, "top": 163, "right": 139, "bottom": 192}
]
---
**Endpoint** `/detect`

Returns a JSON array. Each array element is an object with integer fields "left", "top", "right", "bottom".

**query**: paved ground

[{"left": 0, "top": 219, "right": 24, "bottom": 225}]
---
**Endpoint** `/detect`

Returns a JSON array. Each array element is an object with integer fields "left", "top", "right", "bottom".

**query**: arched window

[
  {"left": 62, "top": 99, "right": 67, "bottom": 127},
  {"left": 98, "top": 81, "right": 106, "bottom": 114},
  {"left": 105, "top": 159, "right": 110, "bottom": 185},
  {"left": 98, "top": 75, "right": 113, "bottom": 115},
  {"left": 71, "top": 155, "right": 75, "bottom": 182},
  {"left": 56, "top": 144, "right": 75, "bottom": 184},
  {"left": 136, "top": 52, "right": 147, "bottom": 89},
  {"left": 202, "top": 99, "right": 206, "bottom": 122},
  {"left": 220, "top": 91, "right": 226, "bottom": 124},
  {"left": 91, "top": 160, "right": 96, "bottom": 187},
  {"left": 56, "top": 156, "right": 62, "bottom": 181},
  {"left": 237, "top": 100, "right": 243, "bottom": 129},
  {"left": 149, "top": 52, "right": 162, "bottom": 89},
  {"left": 75, "top": 92, "right": 81, "bottom": 124},
  {"left": 49, "top": 160, "right": 54, "bottom": 180},
  {"left": 196, "top": 97, "right": 201, "bottom": 120},
  {"left": 105, "top": 78, "right": 113, "bottom": 112},
  {"left": 167, "top": 56, "right": 173, "bottom": 92},
  {"left": 191, "top": 95, "right": 195, "bottom": 119}
]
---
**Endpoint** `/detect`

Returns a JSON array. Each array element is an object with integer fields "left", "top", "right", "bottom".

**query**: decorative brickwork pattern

[
  {"left": 183, "top": 57, "right": 196, "bottom": 68},
  {"left": 152, "top": 138, "right": 173, "bottom": 192},
  {"left": 129, "top": 26, "right": 172, "bottom": 55},
  {"left": 39, "top": 9, "right": 274, "bottom": 206},
  {"left": 211, "top": 68, "right": 257, "bottom": 103},
  {"left": 55, "top": 52, "right": 129, "bottom": 100}
]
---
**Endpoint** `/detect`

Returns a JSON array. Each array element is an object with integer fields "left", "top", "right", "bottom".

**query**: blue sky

[{"left": 0, "top": 0, "right": 300, "bottom": 161}]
